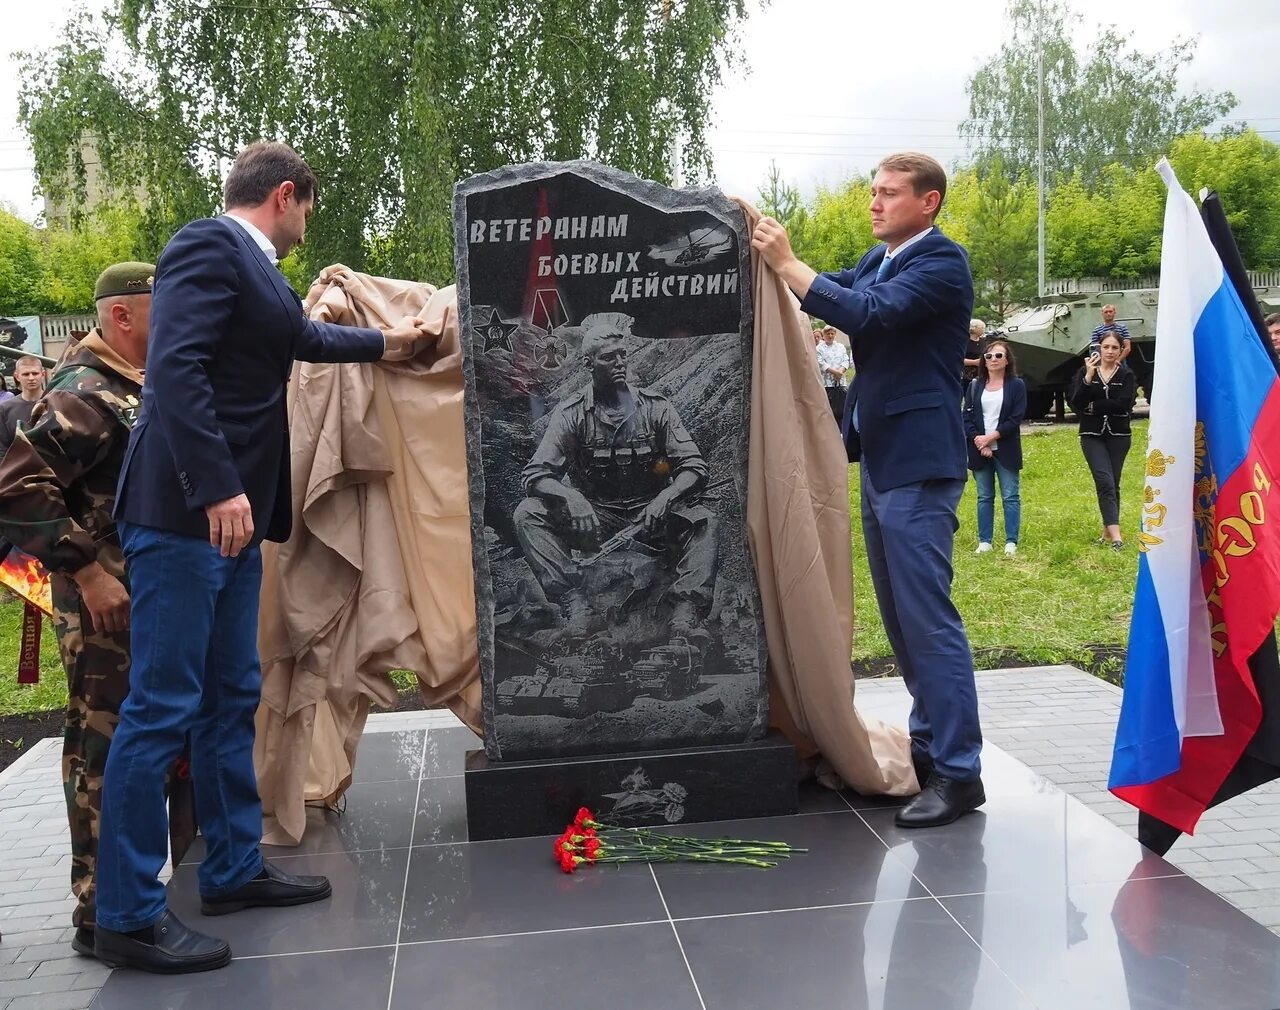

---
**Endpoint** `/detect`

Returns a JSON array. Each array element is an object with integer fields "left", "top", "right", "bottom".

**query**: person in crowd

[
  {"left": 1265, "top": 312, "right": 1280, "bottom": 355},
  {"left": 92, "top": 141, "right": 430, "bottom": 974},
  {"left": 1069, "top": 331, "right": 1137, "bottom": 549},
  {"left": 751, "top": 151, "right": 984, "bottom": 829},
  {"left": 1090, "top": 304, "right": 1131, "bottom": 362},
  {"left": 816, "top": 325, "right": 852, "bottom": 422},
  {"left": 0, "top": 263, "right": 199, "bottom": 959},
  {"left": 963, "top": 318, "right": 985, "bottom": 383},
  {"left": 0, "top": 355, "right": 48, "bottom": 452},
  {"left": 963, "top": 338, "right": 1026, "bottom": 556}
]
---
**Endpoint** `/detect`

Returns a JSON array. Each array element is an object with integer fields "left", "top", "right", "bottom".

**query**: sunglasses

[{"left": 984, "top": 351, "right": 1006, "bottom": 360}]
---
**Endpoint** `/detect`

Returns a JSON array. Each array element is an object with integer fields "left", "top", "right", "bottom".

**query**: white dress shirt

[
  {"left": 224, "top": 213, "right": 279, "bottom": 265},
  {"left": 883, "top": 225, "right": 935, "bottom": 265}
]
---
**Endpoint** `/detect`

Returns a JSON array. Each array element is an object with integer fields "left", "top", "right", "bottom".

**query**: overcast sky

[{"left": 2, "top": 0, "right": 1276, "bottom": 221}]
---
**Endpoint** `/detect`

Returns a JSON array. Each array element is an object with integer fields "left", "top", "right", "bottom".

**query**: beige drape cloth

[
  {"left": 737, "top": 199, "right": 915, "bottom": 797},
  {"left": 255, "top": 266, "right": 482, "bottom": 846},
  {"left": 255, "top": 233, "right": 914, "bottom": 845}
]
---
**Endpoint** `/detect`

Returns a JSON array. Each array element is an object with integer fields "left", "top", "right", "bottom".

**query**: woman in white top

[{"left": 962, "top": 338, "right": 1027, "bottom": 555}]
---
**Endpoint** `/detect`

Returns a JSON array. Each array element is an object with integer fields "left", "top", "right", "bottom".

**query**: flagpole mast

[
  {"left": 1037, "top": 0, "right": 1046, "bottom": 301},
  {"left": 662, "top": 0, "right": 681, "bottom": 188}
]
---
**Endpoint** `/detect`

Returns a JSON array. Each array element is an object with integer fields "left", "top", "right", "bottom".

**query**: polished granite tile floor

[{"left": 90, "top": 724, "right": 1280, "bottom": 1010}]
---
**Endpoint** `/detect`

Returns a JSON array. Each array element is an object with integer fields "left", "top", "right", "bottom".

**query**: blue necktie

[{"left": 851, "top": 255, "right": 892, "bottom": 435}]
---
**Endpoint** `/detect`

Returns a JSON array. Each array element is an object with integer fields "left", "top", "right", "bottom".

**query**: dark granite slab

[{"left": 454, "top": 161, "right": 765, "bottom": 762}]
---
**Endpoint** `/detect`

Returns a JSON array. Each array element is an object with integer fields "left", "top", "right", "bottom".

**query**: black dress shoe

[
  {"left": 71, "top": 926, "right": 95, "bottom": 957},
  {"left": 201, "top": 859, "right": 332, "bottom": 916},
  {"left": 911, "top": 750, "right": 934, "bottom": 789},
  {"left": 94, "top": 910, "right": 231, "bottom": 974},
  {"left": 894, "top": 774, "right": 985, "bottom": 828}
]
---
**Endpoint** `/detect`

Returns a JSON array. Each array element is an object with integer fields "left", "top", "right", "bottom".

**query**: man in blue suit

[
  {"left": 94, "top": 142, "right": 430, "bottom": 973},
  {"left": 753, "top": 152, "right": 984, "bottom": 828}
]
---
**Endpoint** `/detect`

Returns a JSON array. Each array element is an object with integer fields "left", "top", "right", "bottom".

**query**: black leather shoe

[
  {"left": 894, "top": 774, "right": 985, "bottom": 828},
  {"left": 71, "top": 926, "right": 95, "bottom": 957},
  {"left": 201, "top": 859, "right": 332, "bottom": 916},
  {"left": 911, "top": 750, "right": 934, "bottom": 789},
  {"left": 94, "top": 910, "right": 231, "bottom": 973}
]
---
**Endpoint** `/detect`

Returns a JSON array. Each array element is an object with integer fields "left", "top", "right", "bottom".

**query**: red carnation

[
  {"left": 559, "top": 851, "right": 579, "bottom": 874},
  {"left": 584, "top": 837, "right": 602, "bottom": 863},
  {"left": 574, "top": 807, "right": 594, "bottom": 829}
]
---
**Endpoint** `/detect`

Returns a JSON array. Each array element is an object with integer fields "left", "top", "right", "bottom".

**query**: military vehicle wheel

[{"left": 1024, "top": 390, "right": 1053, "bottom": 420}]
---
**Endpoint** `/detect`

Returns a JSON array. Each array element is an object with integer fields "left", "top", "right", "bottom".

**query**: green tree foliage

[
  {"left": 964, "top": 160, "right": 1038, "bottom": 319},
  {"left": 962, "top": 0, "right": 1236, "bottom": 184},
  {"left": 40, "top": 204, "right": 147, "bottom": 313},
  {"left": 763, "top": 129, "right": 1280, "bottom": 323},
  {"left": 19, "top": 1, "right": 750, "bottom": 287},
  {"left": 0, "top": 210, "right": 52, "bottom": 315},
  {"left": 757, "top": 160, "right": 808, "bottom": 236},
  {"left": 1167, "top": 131, "right": 1280, "bottom": 269},
  {"left": 794, "top": 177, "right": 875, "bottom": 275}
]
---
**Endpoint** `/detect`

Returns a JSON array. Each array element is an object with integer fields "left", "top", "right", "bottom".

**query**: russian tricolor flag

[{"left": 1109, "top": 160, "right": 1280, "bottom": 835}]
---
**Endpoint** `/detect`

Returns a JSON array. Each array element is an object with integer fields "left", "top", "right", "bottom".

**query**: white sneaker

[
  {"left": 976, "top": 542, "right": 992, "bottom": 554},
  {"left": 1004, "top": 542, "right": 1017, "bottom": 555}
]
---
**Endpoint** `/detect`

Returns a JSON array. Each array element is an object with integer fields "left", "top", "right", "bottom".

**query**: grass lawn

[
  {"left": 0, "top": 422, "right": 1147, "bottom": 718},
  {"left": 850, "top": 420, "right": 1147, "bottom": 676}
]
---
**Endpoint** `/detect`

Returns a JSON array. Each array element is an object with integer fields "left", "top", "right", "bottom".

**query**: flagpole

[
  {"left": 662, "top": 0, "right": 681, "bottom": 187},
  {"left": 1037, "top": 0, "right": 1046, "bottom": 301}
]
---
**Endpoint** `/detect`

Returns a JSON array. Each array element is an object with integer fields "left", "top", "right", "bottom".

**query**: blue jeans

[
  {"left": 972, "top": 459, "right": 1022, "bottom": 544},
  {"left": 861, "top": 474, "right": 983, "bottom": 781},
  {"left": 96, "top": 523, "right": 266, "bottom": 931}
]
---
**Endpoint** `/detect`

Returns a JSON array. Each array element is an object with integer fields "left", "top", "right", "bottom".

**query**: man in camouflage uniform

[
  {"left": 0, "top": 263, "right": 194, "bottom": 955},
  {"left": 515, "top": 313, "right": 717, "bottom": 635}
]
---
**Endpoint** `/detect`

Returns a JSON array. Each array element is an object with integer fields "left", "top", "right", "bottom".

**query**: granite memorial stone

[{"left": 456, "top": 162, "right": 794, "bottom": 837}]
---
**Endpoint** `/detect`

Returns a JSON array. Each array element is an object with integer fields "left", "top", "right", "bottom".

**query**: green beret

[{"left": 94, "top": 261, "right": 156, "bottom": 301}]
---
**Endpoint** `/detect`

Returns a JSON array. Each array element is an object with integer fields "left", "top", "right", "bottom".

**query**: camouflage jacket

[
  {"left": 0, "top": 331, "right": 143, "bottom": 582},
  {"left": 522, "top": 382, "right": 708, "bottom": 508}
]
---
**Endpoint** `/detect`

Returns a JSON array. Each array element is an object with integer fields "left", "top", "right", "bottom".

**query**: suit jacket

[
  {"left": 962, "top": 375, "right": 1027, "bottom": 471},
  {"left": 800, "top": 227, "right": 974, "bottom": 491},
  {"left": 115, "top": 217, "right": 385, "bottom": 544}
]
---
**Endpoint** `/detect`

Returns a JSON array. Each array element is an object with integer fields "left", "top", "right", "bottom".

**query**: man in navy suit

[
  {"left": 94, "top": 142, "right": 430, "bottom": 973},
  {"left": 753, "top": 151, "right": 984, "bottom": 828}
]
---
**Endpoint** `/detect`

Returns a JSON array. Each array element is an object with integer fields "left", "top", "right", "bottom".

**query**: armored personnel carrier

[{"left": 999, "top": 283, "right": 1280, "bottom": 419}]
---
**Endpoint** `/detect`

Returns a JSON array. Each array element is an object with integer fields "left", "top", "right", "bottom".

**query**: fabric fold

[
  {"left": 736, "top": 198, "right": 915, "bottom": 797},
  {"left": 255, "top": 266, "right": 481, "bottom": 846},
  {"left": 255, "top": 235, "right": 914, "bottom": 847}
]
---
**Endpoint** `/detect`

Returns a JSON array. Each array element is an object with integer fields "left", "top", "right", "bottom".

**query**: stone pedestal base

[{"left": 464, "top": 731, "right": 798, "bottom": 841}]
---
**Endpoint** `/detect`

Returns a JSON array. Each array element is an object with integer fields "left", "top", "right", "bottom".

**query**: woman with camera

[
  {"left": 963, "top": 338, "right": 1026, "bottom": 555},
  {"left": 1069, "top": 331, "right": 1138, "bottom": 550}
]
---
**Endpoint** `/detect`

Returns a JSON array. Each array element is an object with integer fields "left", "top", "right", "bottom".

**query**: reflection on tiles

[
  {"left": 88, "top": 697, "right": 1280, "bottom": 1010},
  {"left": 165, "top": 849, "right": 408, "bottom": 956},
  {"left": 92, "top": 946, "right": 394, "bottom": 1010},
  {"left": 861, "top": 795, "right": 1182, "bottom": 897},
  {"left": 392, "top": 923, "right": 702, "bottom": 1010},
  {"left": 943, "top": 874, "right": 1280, "bottom": 1010},
  {"left": 679, "top": 901, "right": 1035, "bottom": 1010},
  {"left": 422, "top": 726, "right": 483, "bottom": 779},
  {"left": 398, "top": 835, "right": 668, "bottom": 943},
  {"left": 349, "top": 730, "right": 425, "bottom": 783},
  {"left": 263, "top": 779, "right": 422, "bottom": 858},
  {"left": 652, "top": 812, "right": 917, "bottom": 919},
  {"left": 412, "top": 776, "right": 468, "bottom": 846}
]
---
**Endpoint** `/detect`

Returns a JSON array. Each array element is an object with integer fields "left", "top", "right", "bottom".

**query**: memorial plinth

[{"left": 456, "top": 161, "right": 796, "bottom": 839}]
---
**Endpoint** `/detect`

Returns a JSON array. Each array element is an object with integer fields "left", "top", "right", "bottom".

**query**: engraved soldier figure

[
  {"left": 514, "top": 313, "right": 717, "bottom": 636},
  {"left": 0, "top": 263, "right": 194, "bottom": 955}
]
